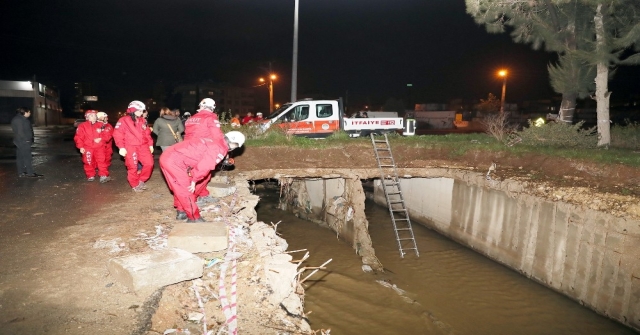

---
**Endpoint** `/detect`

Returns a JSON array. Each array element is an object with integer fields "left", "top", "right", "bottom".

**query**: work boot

[
  {"left": 186, "top": 217, "right": 206, "bottom": 223},
  {"left": 87, "top": 177, "right": 96, "bottom": 182},
  {"left": 99, "top": 176, "right": 111, "bottom": 183},
  {"left": 132, "top": 185, "right": 144, "bottom": 192},
  {"left": 137, "top": 181, "right": 148, "bottom": 190},
  {"left": 176, "top": 211, "right": 187, "bottom": 220}
]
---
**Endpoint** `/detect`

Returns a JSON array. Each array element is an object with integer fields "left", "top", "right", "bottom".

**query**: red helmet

[{"left": 85, "top": 110, "right": 98, "bottom": 119}]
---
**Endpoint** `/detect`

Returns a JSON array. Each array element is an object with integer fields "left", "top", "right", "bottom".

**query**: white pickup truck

[{"left": 259, "top": 99, "right": 410, "bottom": 138}]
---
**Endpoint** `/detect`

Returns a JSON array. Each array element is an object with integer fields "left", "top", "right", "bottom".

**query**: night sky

[{"left": 2, "top": 0, "right": 638, "bottom": 112}]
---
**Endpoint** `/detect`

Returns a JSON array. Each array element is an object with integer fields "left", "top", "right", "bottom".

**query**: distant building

[
  {"left": 0, "top": 80, "right": 62, "bottom": 126},
  {"left": 171, "top": 82, "right": 255, "bottom": 117},
  {"left": 74, "top": 82, "right": 98, "bottom": 115}
]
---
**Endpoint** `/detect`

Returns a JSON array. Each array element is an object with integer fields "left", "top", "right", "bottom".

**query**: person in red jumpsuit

[
  {"left": 97, "top": 112, "right": 113, "bottom": 177},
  {"left": 113, "top": 101, "right": 155, "bottom": 192},
  {"left": 160, "top": 131, "right": 245, "bottom": 222},
  {"left": 241, "top": 112, "right": 254, "bottom": 125},
  {"left": 96, "top": 112, "right": 114, "bottom": 183},
  {"left": 74, "top": 110, "right": 103, "bottom": 181},
  {"left": 183, "top": 98, "right": 224, "bottom": 206}
]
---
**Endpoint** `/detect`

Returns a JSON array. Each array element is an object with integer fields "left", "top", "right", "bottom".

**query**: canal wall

[
  {"left": 274, "top": 169, "right": 640, "bottom": 331},
  {"left": 279, "top": 176, "right": 383, "bottom": 271},
  {"left": 371, "top": 177, "right": 640, "bottom": 332}
]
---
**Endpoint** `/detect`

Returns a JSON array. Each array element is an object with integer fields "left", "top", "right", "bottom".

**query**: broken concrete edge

[{"left": 106, "top": 176, "right": 312, "bottom": 333}]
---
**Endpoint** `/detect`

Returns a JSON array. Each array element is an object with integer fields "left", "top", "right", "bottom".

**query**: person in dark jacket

[
  {"left": 10, "top": 107, "right": 42, "bottom": 178},
  {"left": 153, "top": 107, "right": 184, "bottom": 151}
]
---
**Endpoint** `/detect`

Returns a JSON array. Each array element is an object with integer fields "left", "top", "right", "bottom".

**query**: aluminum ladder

[{"left": 370, "top": 133, "right": 419, "bottom": 257}]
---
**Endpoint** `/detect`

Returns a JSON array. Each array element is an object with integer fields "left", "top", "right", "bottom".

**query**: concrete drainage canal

[{"left": 252, "top": 173, "right": 639, "bottom": 334}]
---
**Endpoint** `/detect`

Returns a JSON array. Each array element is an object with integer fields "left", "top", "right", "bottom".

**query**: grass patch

[{"left": 231, "top": 126, "right": 640, "bottom": 169}]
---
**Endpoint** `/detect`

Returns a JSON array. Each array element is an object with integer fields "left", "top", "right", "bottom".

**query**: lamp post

[
  {"left": 259, "top": 74, "right": 277, "bottom": 113},
  {"left": 291, "top": 0, "right": 299, "bottom": 102},
  {"left": 498, "top": 69, "right": 508, "bottom": 114}
]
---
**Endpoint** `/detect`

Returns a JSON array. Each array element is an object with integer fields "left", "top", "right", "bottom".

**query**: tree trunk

[
  {"left": 594, "top": 4, "right": 611, "bottom": 147},
  {"left": 558, "top": 92, "right": 576, "bottom": 124}
]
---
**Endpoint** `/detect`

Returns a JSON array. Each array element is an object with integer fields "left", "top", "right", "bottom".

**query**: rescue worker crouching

[
  {"left": 113, "top": 101, "right": 155, "bottom": 192},
  {"left": 184, "top": 98, "right": 223, "bottom": 206},
  {"left": 74, "top": 110, "right": 113, "bottom": 182},
  {"left": 160, "top": 131, "right": 245, "bottom": 223}
]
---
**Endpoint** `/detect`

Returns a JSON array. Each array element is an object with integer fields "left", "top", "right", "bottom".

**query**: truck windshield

[{"left": 265, "top": 104, "right": 292, "bottom": 120}]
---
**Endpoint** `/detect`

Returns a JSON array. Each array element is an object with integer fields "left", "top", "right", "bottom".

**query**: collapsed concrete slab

[
  {"left": 107, "top": 248, "right": 203, "bottom": 292},
  {"left": 207, "top": 182, "right": 237, "bottom": 198},
  {"left": 167, "top": 222, "right": 228, "bottom": 253}
]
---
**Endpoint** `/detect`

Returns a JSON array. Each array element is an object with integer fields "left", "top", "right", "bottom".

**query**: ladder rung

[
  {"left": 395, "top": 228, "right": 412, "bottom": 231},
  {"left": 393, "top": 218, "right": 409, "bottom": 221},
  {"left": 398, "top": 238, "right": 415, "bottom": 241}
]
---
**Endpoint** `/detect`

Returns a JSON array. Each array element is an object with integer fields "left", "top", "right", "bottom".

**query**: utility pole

[
  {"left": 268, "top": 62, "right": 274, "bottom": 113},
  {"left": 291, "top": 0, "right": 299, "bottom": 102}
]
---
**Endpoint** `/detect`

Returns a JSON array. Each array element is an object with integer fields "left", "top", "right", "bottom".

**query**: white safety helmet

[
  {"left": 127, "top": 100, "right": 146, "bottom": 114},
  {"left": 199, "top": 98, "right": 216, "bottom": 111},
  {"left": 256, "top": 112, "right": 263, "bottom": 116},
  {"left": 96, "top": 112, "right": 108, "bottom": 119},
  {"left": 225, "top": 131, "right": 245, "bottom": 148}
]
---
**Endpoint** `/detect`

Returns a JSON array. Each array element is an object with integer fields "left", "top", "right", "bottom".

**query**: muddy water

[{"left": 254, "top": 186, "right": 636, "bottom": 335}]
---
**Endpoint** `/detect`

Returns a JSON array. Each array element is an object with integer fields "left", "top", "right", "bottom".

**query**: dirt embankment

[{"left": 232, "top": 145, "right": 640, "bottom": 220}]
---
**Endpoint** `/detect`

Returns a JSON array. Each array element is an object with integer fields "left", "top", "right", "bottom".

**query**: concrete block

[
  {"left": 560, "top": 222, "right": 582, "bottom": 295},
  {"left": 607, "top": 258, "right": 632, "bottom": 319},
  {"left": 594, "top": 250, "right": 620, "bottom": 312},
  {"left": 168, "top": 222, "right": 228, "bottom": 253},
  {"left": 108, "top": 248, "right": 203, "bottom": 292},
  {"left": 207, "top": 182, "right": 237, "bottom": 198},
  {"left": 532, "top": 202, "right": 555, "bottom": 283}
]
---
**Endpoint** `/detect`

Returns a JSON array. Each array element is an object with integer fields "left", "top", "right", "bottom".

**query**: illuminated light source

[
  {"left": 534, "top": 117, "right": 545, "bottom": 127},
  {"left": 497, "top": 69, "right": 508, "bottom": 114},
  {"left": 258, "top": 74, "right": 277, "bottom": 113}
]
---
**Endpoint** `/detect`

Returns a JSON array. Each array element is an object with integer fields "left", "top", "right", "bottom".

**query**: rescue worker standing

[
  {"left": 96, "top": 112, "right": 114, "bottom": 182},
  {"left": 160, "top": 131, "right": 245, "bottom": 222},
  {"left": 113, "top": 101, "right": 154, "bottom": 192},
  {"left": 74, "top": 110, "right": 101, "bottom": 181}
]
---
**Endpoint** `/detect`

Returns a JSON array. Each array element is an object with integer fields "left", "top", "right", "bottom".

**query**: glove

[
  {"left": 119, "top": 148, "right": 127, "bottom": 156},
  {"left": 150, "top": 146, "right": 154, "bottom": 154},
  {"left": 188, "top": 181, "right": 196, "bottom": 193},
  {"left": 80, "top": 148, "right": 85, "bottom": 154}
]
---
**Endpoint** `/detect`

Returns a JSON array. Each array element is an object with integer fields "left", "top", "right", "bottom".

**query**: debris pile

[{"left": 133, "top": 179, "right": 321, "bottom": 334}]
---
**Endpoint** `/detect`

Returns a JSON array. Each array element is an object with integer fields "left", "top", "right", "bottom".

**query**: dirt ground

[{"left": 3, "top": 140, "right": 638, "bottom": 335}]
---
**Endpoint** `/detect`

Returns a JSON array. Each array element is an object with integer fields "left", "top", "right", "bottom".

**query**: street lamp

[
  {"left": 291, "top": 0, "right": 299, "bottom": 102},
  {"left": 259, "top": 74, "right": 277, "bottom": 113},
  {"left": 498, "top": 69, "right": 508, "bottom": 114}
]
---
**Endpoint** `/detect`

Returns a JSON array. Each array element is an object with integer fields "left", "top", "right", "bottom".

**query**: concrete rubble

[{"left": 106, "top": 177, "right": 315, "bottom": 334}]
